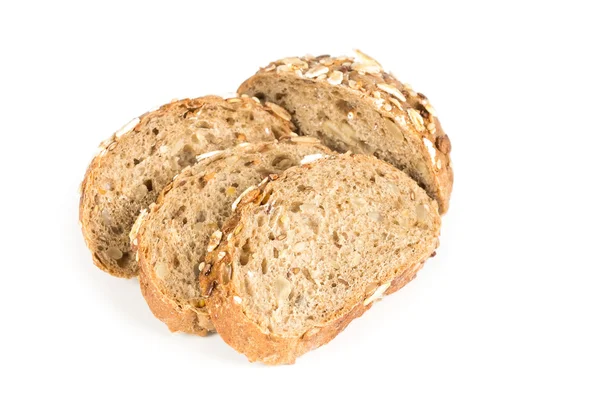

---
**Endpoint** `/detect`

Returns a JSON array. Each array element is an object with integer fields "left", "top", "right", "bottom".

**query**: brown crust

[
  {"left": 200, "top": 155, "right": 440, "bottom": 364},
  {"left": 79, "top": 96, "right": 294, "bottom": 278},
  {"left": 238, "top": 51, "right": 453, "bottom": 214},
  {"left": 135, "top": 213, "right": 213, "bottom": 335}
]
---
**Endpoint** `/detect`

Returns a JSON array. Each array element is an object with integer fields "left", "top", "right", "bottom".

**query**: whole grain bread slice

[
  {"left": 79, "top": 96, "right": 295, "bottom": 278},
  {"left": 200, "top": 153, "right": 441, "bottom": 364},
  {"left": 238, "top": 50, "right": 453, "bottom": 214},
  {"left": 131, "top": 138, "right": 334, "bottom": 335}
]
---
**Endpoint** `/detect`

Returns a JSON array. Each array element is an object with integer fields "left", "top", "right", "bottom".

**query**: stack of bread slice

[{"left": 80, "top": 51, "right": 453, "bottom": 364}]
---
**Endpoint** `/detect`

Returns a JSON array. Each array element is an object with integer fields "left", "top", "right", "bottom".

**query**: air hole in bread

[
  {"left": 257, "top": 168, "right": 274, "bottom": 177},
  {"left": 307, "top": 217, "right": 319, "bottom": 234},
  {"left": 257, "top": 215, "right": 266, "bottom": 227},
  {"left": 196, "top": 210, "right": 206, "bottom": 223},
  {"left": 197, "top": 121, "right": 212, "bottom": 129},
  {"left": 261, "top": 258, "right": 268, "bottom": 274},
  {"left": 273, "top": 247, "right": 279, "bottom": 258},
  {"left": 335, "top": 99, "right": 353, "bottom": 114},
  {"left": 152, "top": 128, "right": 159, "bottom": 135},
  {"left": 275, "top": 93, "right": 286, "bottom": 101},
  {"left": 182, "top": 217, "right": 188, "bottom": 225},
  {"left": 254, "top": 92, "right": 266, "bottom": 101},
  {"left": 240, "top": 239, "right": 252, "bottom": 266},
  {"left": 290, "top": 202, "right": 302, "bottom": 213},
  {"left": 177, "top": 145, "right": 197, "bottom": 168},
  {"left": 271, "top": 155, "right": 294, "bottom": 169},
  {"left": 133, "top": 158, "right": 142, "bottom": 166},
  {"left": 116, "top": 251, "right": 131, "bottom": 268},
  {"left": 143, "top": 179, "right": 153, "bottom": 191},
  {"left": 226, "top": 117, "right": 235, "bottom": 126},
  {"left": 332, "top": 231, "right": 341, "bottom": 248},
  {"left": 173, "top": 205, "right": 186, "bottom": 218},
  {"left": 297, "top": 184, "right": 312, "bottom": 192}
]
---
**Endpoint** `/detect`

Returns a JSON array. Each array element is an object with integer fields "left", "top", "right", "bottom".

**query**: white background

[{"left": 1, "top": 1, "right": 599, "bottom": 399}]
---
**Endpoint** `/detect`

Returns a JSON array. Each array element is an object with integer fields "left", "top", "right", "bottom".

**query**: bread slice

[
  {"left": 238, "top": 50, "right": 453, "bottom": 214},
  {"left": 200, "top": 153, "right": 441, "bottom": 363},
  {"left": 79, "top": 96, "right": 295, "bottom": 278},
  {"left": 131, "top": 138, "right": 334, "bottom": 335}
]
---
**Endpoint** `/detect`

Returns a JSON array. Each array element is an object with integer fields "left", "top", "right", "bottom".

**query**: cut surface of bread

[
  {"left": 201, "top": 154, "right": 441, "bottom": 363},
  {"left": 131, "top": 138, "right": 334, "bottom": 335},
  {"left": 238, "top": 51, "right": 453, "bottom": 214},
  {"left": 79, "top": 96, "right": 294, "bottom": 278}
]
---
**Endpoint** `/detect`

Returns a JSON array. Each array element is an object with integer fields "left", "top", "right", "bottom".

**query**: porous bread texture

[
  {"left": 79, "top": 96, "right": 295, "bottom": 278},
  {"left": 132, "top": 138, "right": 334, "bottom": 335},
  {"left": 238, "top": 50, "right": 453, "bottom": 214},
  {"left": 201, "top": 153, "right": 441, "bottom": 364}
]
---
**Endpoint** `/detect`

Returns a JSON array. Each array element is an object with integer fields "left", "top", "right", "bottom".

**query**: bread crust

[
  {"left": 80, "top": 96, "right": 293, "bottom": 278},
  {"left": 134, "top": 205, "right": 214, "bottom": 335},
  {"left": 201, "top": 155, "right": 440, "bottom": 363},
  {"left": 238, "top": 52, "right": 453, "bottom": 214}
]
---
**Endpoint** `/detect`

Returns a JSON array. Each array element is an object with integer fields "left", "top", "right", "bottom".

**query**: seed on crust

[
  {"left": 231, "top": 185, "right": 258, "bottom": 211},
  {"left": 304, "top": 65, "right": 329, "bottom": 79},
  {"left": 327, "top": 70, "right": 344, "bottom": 85},
  {"left": 424, "top": 103, "right": 437, "bottom": 117},
  {"left": 280, "top": 57, "right": 308, "bottom": 68},
  {"left": 207, "top": 230, "right": 223, "bottom": 252},
  {"left": 408, "top": 108, "right": 425, "bottom": 131},
  {"left": 435, "top": 134, "right": 452, "bottom": 154},
  {"left": 423, "top": 138, "right": 437, "bottom": 164},
  {"left": 205, "top": 281, "right": 216, "bottom": 297},
  {"left": 114, "top": 117, "right": 140, "bottom": 139},
  {"left": 376, "top": 83, "right": 407, "bottom": 102},
  {"left": 388, "top": 97, "right": 403, "bottom": 111},
  {"left": 363, "top": 282, "right": 391, "bottom": 306},
  {"left": 202, "top": 262, "right": 213, "bottom": 276},
  {"left": 319, "top": 57, "right": 335, "bottom": 66},
  {"left": 351, "top": 62, "right": 381, "bottom": 74},
  {"left": 353, "top": 49, "right": 382, "bottom": 68}
]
